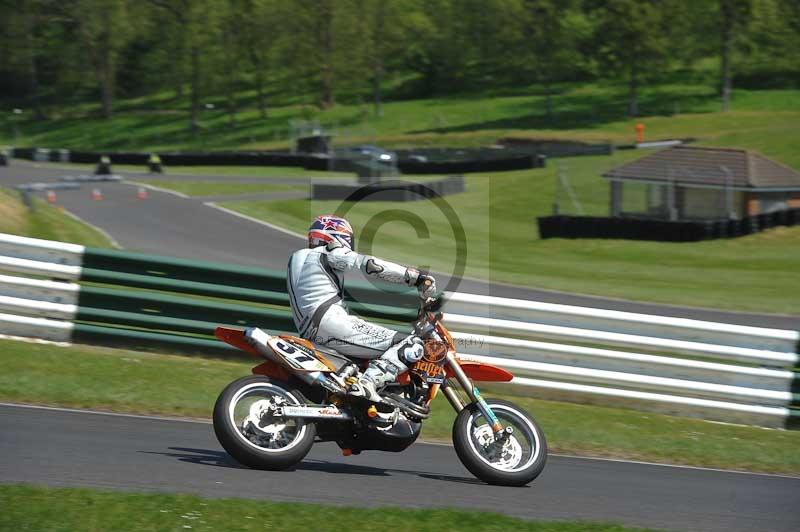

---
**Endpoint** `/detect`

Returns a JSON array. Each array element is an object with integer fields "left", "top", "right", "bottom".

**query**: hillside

[{"left": 4, "top": 85, "right": 799, "bottom": 170}]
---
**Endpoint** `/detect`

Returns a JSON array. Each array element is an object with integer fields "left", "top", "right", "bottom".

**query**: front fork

[{"left": 443, "top": 353, "right": 507, "bottom": 439}]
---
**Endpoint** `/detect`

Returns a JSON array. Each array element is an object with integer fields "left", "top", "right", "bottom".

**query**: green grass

[
  {"left": 0, "top": 485, "right": 655, "bottom": 532},
  {"left": 220, "top": 152, "right": 800, "bottom": 314},
  {"left": 138, "top": 180, "right": 307, "bottom": 197},
  {"left": 4, "top": 83, "right": 799, "bottom": 162},
  {"left": 2, "top": 339, "right": 799, "bottom": 474},
  {"left": 0, "top": 187, "right": 115, "bottom": 248}
]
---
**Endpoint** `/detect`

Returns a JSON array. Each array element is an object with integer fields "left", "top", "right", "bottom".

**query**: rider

[{"left": 287, "top": 215, "right": 437, "bottom": 403}]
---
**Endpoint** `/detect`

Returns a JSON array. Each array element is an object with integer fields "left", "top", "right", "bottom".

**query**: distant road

[
  {"left": 2, "top": 404, "right": 798, "bottom": 532},
  {"left": 1, "top": 161, "right": 798, "bottom": 330}
]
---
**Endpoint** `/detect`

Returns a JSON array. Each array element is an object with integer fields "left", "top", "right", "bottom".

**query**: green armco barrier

[
  {"left": 75, "top": 248, "right": 417, "bottom": 352},
  {"left": 72, "top": 322, "right": 241, "bottom": 356},
  {"left": 82, "top": 248, "right": 288, "bottom": 293},
  {"left": 82, "top": 247, "right": 419, "bottom": 308},
  {"left": 78, "top": 286, "right": 297, "bottom": 329},
  {"left": 77, "top": 286, "right": 414, "bottom": 332},
  {"left": 82, "top": 268, "right": 292, "bottom": 307},
  {"left": 76, "top": 307, "right": 262, "bottom": 337},
  {"left": 81, "top": 268, "right": 417, "bottom": 322},
  {"left": 77, "top": 306, "right": 406, "bottom": 338}
]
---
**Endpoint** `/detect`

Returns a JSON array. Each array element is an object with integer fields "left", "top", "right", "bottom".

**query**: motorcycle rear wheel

[
  {"left": 213, "top": 375, "right": 316, "bottom": 470},
  {"left": 452, "top": 398, "right": 547, "bottom": 486}
]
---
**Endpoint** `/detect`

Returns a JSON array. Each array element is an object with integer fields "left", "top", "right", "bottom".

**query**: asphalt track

[
  {"left": 1, "top": 404, "right": 799, "bottom": 532},
  {"left": 1, "top": 161, "right": 798, "bottom": 330}
]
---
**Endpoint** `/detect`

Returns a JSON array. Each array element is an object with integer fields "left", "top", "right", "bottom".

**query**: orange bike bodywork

[
  {"left": 215, "top": 321, "right": 513, "bottom": 401},
  {"left": 214, "top": 327, "right": 291, "bottom": 381}
]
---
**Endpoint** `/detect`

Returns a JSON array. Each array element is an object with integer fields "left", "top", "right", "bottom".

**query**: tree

[
  {"left": 524, "top": 0, "right": 589, "bottom": 121},
  {"left": 734, "top": 0, "right": 798, "bottom": 89},
  {"left": 720, "top": 0, "right": 752, "bottom": 111},
  {"left": 232, "top": 0, "right": 278, "bottom": 119},
  {"left": 145, "top": 0, "right": 212, "bottom": 134},
  {"left": 68, "top": 0, "right": 131, "bottom": 118},
  {"left": 359, "top": 0, "right": 420, "bottom": 116},
  {"left": 588, "top": 0, "right": 672, "bottom": 117}
]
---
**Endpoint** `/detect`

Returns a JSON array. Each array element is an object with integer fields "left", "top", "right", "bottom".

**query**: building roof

[{"left": 602, "top": 146, "right": 800, "bottom": 189}]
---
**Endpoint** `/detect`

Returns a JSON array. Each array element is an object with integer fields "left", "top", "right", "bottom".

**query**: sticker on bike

[{"left": 267, "top": 337, "right": 330, "bottom": 372}]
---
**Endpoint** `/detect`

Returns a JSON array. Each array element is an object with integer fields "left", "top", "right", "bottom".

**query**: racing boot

[{"left": 348, "top": 336, "right": 424, "bottom": 403}]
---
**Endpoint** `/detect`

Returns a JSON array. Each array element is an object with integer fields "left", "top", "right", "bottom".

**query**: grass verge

[
  {"left": 1, "top": 339, "right": 798, "bottom": 475},
  {"left": 137, "top": 180, "right": 307, "bottom": 197},
  {"left": 0, "top": 485, "right": 656, "bottom": 532},
  {"left": 0, "top": 187, "right": 115, "bottom": 247}
]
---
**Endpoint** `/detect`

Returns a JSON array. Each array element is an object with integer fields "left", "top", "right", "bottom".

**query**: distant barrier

[
  {"left": 497, "top": 138, "right": 613, "bottom": 157},
  {"left": 11, "top": 147, "right": 546, "bottom": 175},
  {"left": 538, "top": 209, "right": 800, "bottom": 241},
  {"left": 0, "top": 232, "right": 798, "bottom": 429}
]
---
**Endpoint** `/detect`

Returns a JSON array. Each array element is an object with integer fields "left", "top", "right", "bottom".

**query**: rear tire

[
  {"left": 452, "top": 398, "right": 547, "bottom": 486},
  {"left": 213, "top": 375, "right": 316, "bottom": 470}
]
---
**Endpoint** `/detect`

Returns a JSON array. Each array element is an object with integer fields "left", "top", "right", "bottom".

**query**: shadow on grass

[
  {"left": 142, "top": 446, "right": 505, "bottom": 487},
  {"left": 411, "top": 86, "right": 718, "bottom": 134}
]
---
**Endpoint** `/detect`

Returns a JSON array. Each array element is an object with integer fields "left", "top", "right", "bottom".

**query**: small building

[{"left": 603, "top": 146, "right": 800, "bottom": 221}]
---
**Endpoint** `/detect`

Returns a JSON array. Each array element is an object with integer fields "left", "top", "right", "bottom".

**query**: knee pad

[{"left": 400, "top": 337, "right": 424, "bottom": 364}]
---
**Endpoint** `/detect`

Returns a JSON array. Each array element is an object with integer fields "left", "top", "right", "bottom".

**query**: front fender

[{"left": 447, "top": 361, "right": 514, "bottom": 382}]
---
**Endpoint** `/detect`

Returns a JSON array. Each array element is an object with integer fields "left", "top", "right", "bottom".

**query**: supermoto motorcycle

[{"left": 212, "top": 292, "right": 547, "bottom": 486}]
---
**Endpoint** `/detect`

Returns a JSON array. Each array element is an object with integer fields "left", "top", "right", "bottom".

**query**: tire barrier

[
  {"left": 538, "top": 209, "right": 800, "bottom": 241},
  {"left": 497, "top": 138, "right": 613, "bottom": 157},
  {"left": 396, "top": 149, "right": 545, "bottom": 175},
  {"left": 12, "top": 147, "right": 547, "bottom": 175},
  {"left": 67, "top": 150, "right": 310, "bottom": 167},
  {"left": 0, "top": 232, "right": 798, "bottom": 428}
]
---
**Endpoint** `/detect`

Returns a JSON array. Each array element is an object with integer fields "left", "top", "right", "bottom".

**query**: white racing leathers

[{"left": 287, "top": 242, "right": 420, "bottom": 360}]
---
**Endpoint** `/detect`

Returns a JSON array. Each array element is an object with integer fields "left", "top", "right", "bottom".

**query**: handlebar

[{"left": 414, "top": 293, "right": 446, "bottom": 339}]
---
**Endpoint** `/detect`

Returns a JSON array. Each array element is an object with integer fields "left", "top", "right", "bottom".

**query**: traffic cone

[
  {"left": 46, "top": 190, "right": 57, "bottom": 204},
  {"left": 137, "top": 187, "right": 148, "bottom": 200},
  {"left": 92, "top": 188, "right": 103, "bottom": 201}
]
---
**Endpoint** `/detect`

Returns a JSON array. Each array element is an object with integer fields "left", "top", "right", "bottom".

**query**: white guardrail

[{"left": 0, "top": 232, "right": 798, "bottom": 428}]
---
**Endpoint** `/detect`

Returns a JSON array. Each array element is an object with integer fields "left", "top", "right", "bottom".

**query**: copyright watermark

[{"left": 328, "top": 178, "right": 469, "bottom": 297}]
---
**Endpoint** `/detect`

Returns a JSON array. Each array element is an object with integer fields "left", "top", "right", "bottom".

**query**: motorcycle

[{"left": 212, "top": 291, "right": 547, "bottom": 486}]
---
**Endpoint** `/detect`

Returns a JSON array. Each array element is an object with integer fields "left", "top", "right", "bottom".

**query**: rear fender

[{"left": 215, "top": 326, "right": 260, "bottom": 357}]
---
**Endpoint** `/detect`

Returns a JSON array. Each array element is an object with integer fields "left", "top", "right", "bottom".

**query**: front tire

[
  {"left": 452, "top": 398, "right": 547, "bottom": 486},
  {"left": 213, "top": 375, "right": 316, "bottom": 470}
]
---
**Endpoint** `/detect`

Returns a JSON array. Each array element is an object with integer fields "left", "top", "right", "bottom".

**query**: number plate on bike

[{"left": 267, "top": 337, "right": 329, "bottom": 372}]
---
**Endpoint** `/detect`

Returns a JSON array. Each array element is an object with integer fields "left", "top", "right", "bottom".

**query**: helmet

[{"left": 308, "top": 215, "right": 354, "bottom": 250}]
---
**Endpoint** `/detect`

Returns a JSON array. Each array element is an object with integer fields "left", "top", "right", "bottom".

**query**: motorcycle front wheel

[
  {"left": 452, "top": 398, "right": 547, "bottom": 486},
  {"left": 213, "top": 375, "right": 316, "bottom": 470}
]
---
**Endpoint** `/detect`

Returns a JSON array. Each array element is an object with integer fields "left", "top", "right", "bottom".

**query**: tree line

[{"left": 1, "top": 0, "right": 797, "bottom": 132}]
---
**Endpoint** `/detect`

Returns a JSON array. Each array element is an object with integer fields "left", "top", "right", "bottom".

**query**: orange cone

[
  {"left": 92, "top": 188, "right": 103, "bottom": 201},
  {"left": 137, "top": 187, "right": 148, "bottom": 200},
  {"left": 46, "top": 190, "right": 57, "bottom": 204}
]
